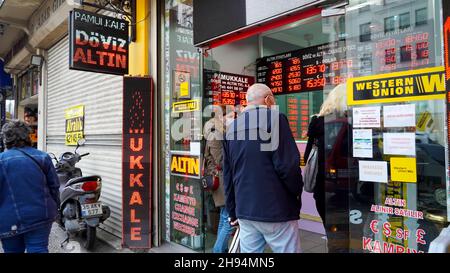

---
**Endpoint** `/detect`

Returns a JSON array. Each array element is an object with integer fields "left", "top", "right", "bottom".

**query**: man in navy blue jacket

[{"left": 223, "top": 83, "right": 303, "bottom": 253}]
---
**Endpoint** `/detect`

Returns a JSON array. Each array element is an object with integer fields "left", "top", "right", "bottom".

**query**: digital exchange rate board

[
  {"left": 256, "top": 42, "right": 351, "bottom": 95},
  {"left": 204, "top": 70, "right": 255, "bottom": 107}
]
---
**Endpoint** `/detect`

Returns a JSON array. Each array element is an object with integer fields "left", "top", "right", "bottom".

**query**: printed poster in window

[
  {"left": 173, "top": 71, "right": 191, "bottom": 99},
  {"left": 65, "top": 105, "right": 85, "bottom": 146}
]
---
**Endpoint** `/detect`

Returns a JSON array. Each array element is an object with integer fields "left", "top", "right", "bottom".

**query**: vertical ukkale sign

[
  {"left": 69, "top": 8, "right": 129, "bottom": 75},
  {"left": 122, "top": 77, "right": 153, "bottom": 248}
]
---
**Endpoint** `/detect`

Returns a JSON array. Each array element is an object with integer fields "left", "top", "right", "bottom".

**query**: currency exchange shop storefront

[{"left": 163, "top": 0, "right": 449, "bottom": 253}]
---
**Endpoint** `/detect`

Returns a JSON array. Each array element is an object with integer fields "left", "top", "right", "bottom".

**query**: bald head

[{"left": 246, "top": 83, "right": 274, "bottom": 106}]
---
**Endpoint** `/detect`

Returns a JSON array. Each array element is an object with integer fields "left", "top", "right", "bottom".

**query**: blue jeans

[
  {"left": 238, "top": 219, "right": 300, "bottom": 253},
  {"left": 1, "top": 224, "right": 52, "bottom": 253},
  {"left": 213, "top": 207, "right": 233, "bottom": 253}
]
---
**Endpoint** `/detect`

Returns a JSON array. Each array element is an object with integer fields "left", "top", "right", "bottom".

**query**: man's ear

[{"left": 265, "top": 95, "right": 275, "bottom": 106}]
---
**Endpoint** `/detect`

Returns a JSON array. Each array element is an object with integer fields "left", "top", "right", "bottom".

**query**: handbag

[
  {"left": 228, "top": 226, "right": 240, "bottom": 253},
  {"left": 201, "top": 161, "right": 220, "bottom": 191},
  {"left": 201, "top": 142, "right": 220, "bottom": 191},
  {"left": 303, "top": 140, "right": 319, "bottom": 193}
]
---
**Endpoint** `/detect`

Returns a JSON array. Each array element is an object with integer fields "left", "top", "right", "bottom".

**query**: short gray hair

[
  {"left": 1, "top": 120, "right": 32, "bottom": 149},
  {"left": 246, "top": 83, "right": 273, "bottom": 103}
]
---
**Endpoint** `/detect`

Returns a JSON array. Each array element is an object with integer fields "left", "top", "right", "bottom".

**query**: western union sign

[
  {"left": 347, "top": 66, "right": 445, "bottom": 105},
  {"left": 170, "top": 152, "right": 200, "bottom": 178},
  {"left": 172, "top": 99, "right": 200, "bottom": 113}
]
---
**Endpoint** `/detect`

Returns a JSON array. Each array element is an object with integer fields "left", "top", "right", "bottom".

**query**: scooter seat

[{"left": 65, "top": 175, "right": 102, "bottom": 187}]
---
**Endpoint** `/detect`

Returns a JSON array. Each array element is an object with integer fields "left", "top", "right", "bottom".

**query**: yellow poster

[
  {"left": 180, "top": 81, "right": 189, "bottom": 97},
  {"left": 65, "top": 105, "right": 85, "bottom": 146},
  {"left": 174, "top": 71, "right": 191, "bottom": 99},
  {"left": 390, "top": 157, "right": 417, "bottom": 183}
]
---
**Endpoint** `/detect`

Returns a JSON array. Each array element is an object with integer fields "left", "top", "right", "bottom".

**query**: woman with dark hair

[{"left": 0, "top": 120, "right": 60, "bottom": 253}]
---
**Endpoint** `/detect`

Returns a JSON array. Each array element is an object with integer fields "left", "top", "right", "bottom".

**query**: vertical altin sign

[
  {"left": 443, "top": 1, "right": 450, "bottom": 222},
  {"left": 122, "top": 77, "right": 153, "bottom": 248}
]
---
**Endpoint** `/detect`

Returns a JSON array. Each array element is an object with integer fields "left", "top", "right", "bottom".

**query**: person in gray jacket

[{"left": 203, "top": 104, "right": 235, "bottom": 253}]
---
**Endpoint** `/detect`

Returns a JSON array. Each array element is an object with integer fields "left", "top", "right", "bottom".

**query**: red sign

[
  {"left": 122, "top": 77, "right": 153, "bottom": 248},
  {"left": 204, "top": 70, "right": 255, "bottom": 106}
]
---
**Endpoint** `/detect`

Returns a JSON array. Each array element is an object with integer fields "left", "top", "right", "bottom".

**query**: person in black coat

[
  {"left": 304, "top": 84, "right": 348, "bottom": 224},
  {"left": 304, "top": 115, "right": 325, "bottom": 222}
]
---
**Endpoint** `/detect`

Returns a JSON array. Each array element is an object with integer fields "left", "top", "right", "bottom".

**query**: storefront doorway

[{"left": 200, "top": 13, "right": 332, "bottom": 253}]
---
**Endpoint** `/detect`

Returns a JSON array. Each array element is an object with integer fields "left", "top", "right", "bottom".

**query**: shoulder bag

[
  {"left": 303, "top": 139, "right": 319, "bottom": 193},
  {"left": 201, "top": 142, "right": 220, "bottom": 191}
]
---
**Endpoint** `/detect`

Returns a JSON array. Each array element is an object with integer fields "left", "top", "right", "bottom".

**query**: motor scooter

[{"left": 49, "top": 139, "right": 110, "bottom": 250}]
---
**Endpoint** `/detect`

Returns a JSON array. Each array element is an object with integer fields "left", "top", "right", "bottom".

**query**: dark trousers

[
  {"left": 313, "top": 179, "right": 326, "bottom": 224},
  {"left": 1, "top": 224, "right": 52, "bottom": 253}
]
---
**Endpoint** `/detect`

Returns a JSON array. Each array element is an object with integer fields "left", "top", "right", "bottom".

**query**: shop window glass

[
  {"left": 359, "top": 0, "right": 370, "bottom": 13},
  {"left": 399, "top": 12, "right": 411, "bottom": 29},
  {"left": 360, "top": 22, "right": 372, "bottom": 42},
  {"left": 344, "top": 0, "right": 447, "bottom": 253},
  {"left": 31, "top": 68, "right": 39, "bottom": 96},
  {"left": 19, "top": 74, "right": 29, "bottom": 101},
  {"left": 415, "top": 8, "right": 428, "bottom": 26},
  {"left": 164, "top": 0, "right": 204, "bottom": 251},
  {"left": 192, "top": 0, "right": 447, "bottom": 254},
  {"left": 384, "top": 16, "right": 396, "bottom": 33}
]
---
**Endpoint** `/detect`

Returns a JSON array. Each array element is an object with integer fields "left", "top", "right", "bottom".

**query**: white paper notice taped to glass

[
  {"left": 383, "top": 104, "right": 416, "bottom": 128},
  {"left": 353, "top": 129, "right": 373, "bottom": 158},
  {"left": 383, "top": 133, "right": 416, "bottom": 156},
  {"left": 190, "top": 142, "right": 201, "bottom": 155},
  {"left": 359, "top": 161, "right": 388, "bottom": 183},
  {"left": 353, "top": 106, "right": 381, "bottom": 128}
]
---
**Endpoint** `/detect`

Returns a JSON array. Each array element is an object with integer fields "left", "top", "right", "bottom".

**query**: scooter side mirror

[
  {"left": 74, "top": 138, "right": 86, "bottom": 154},
  {"left": 77, "top": 138, "right": 86, "bottom": 146}
]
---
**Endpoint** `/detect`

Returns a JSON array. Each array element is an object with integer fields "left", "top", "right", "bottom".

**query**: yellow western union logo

[
  {"left": 348, "top": 66, "right": 445, "bottom": 105},
  {"left": 172, "top": 99, "right": 200, "bottom": 113},
  {"left": 416, "top": 74, "right": 444, "bottom": 94}
]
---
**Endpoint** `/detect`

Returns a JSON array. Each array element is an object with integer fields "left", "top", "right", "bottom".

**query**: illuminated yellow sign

[
  {"left": 347, "top": 66, "right": 445, "bottom": 105},
  {"left": 172, "top": 99, "right": 200, "bottom": 113},
  {"left": 170, "top": 153, "right": 200, "bottom": 178}
]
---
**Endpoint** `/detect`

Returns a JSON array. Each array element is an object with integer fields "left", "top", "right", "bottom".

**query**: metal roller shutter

[{"left": 47, "top": 35, "right": 123, "bottom": 238}]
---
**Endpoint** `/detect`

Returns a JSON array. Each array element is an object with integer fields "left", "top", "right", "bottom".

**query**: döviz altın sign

[{"left": 69, "top": 9, "right": 129, "bottom": 75}]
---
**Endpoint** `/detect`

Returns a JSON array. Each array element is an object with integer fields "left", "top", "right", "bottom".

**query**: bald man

[{"left": 222, "top": 83, "right": 303, "bottom": 253}]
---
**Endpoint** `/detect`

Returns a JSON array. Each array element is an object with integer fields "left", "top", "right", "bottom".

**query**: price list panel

[
  {"left": 204, "top": 70, "right": 255, "bottom": 106},
  {"left": 285, "top": 95, "right": 310, "bottom": 141},
  {"left": 257, "top": 50, "right": 307, "bottom": 95}
]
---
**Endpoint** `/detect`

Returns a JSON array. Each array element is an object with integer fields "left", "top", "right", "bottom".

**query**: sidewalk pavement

[
  {"left": 1, "top": 224, "right": 327, "bottom": 253},
  {"left": 0, "top": 223, "right": 132, "bottom": 253}
]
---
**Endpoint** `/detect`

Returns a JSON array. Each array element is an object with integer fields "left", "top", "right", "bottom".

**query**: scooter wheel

[{"left": 83, "top": 226, "right": 96, "bottom": 250}]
